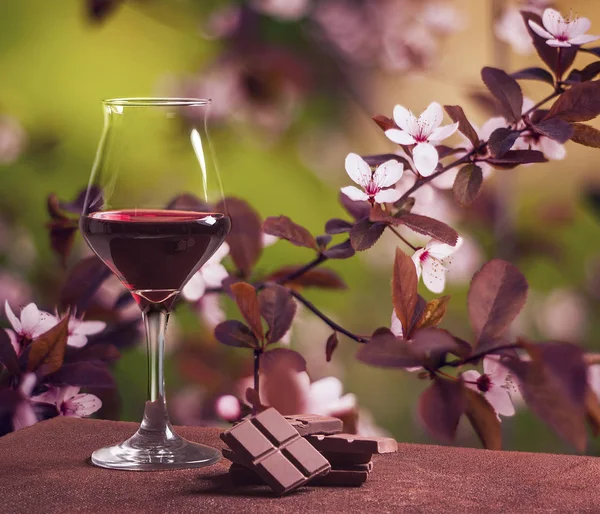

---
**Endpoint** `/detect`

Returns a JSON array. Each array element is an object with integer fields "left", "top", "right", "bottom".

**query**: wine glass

[{"left": 80, "top": 98, "right": 230, "bottom": 470}]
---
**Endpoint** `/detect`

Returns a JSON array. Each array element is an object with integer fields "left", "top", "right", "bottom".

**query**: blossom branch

[{"left": 387, "top": 225, "right": 418, "bottom": 251}]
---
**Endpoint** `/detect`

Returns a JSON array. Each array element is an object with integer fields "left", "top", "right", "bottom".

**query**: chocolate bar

[
  {"left": 229, "top": 463, "right": 369, "bottom": 488},
  {"left": 306, "top": 433, "right": 398, "bottom": 454},
  {"left": 321, "top": 451, "right": 373, "bottom": 466},
  {"left": 284, "top": 414, "right": 343, "bottom": 436},
  {"left": 220, "top": 408, "right": 331, "bottom": 495}
]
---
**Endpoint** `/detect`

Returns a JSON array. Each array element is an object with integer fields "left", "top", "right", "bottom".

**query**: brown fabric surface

[{"left": 1, "top": 417, "right": 600, "bottom": 513}]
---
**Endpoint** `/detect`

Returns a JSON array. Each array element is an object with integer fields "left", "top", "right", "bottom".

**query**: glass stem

[{"left": 139, "top": 307, "right": 171, "bottom": 435}]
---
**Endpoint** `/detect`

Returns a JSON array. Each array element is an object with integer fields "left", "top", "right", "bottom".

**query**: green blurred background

[{"left": 2, "top": 0, "right": 600, "bottom": 454}]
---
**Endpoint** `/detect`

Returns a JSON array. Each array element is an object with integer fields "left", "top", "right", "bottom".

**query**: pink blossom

[
  {"left": 420, "top": 2, "right": 466, "bottom": 35},
  {"left": 390, "top": 310, "right": 421, "bottom": 372},
  {"left": 215, "top": 394, "right": 241, "bottom": 422},
  {"left": 32, "top": 385, "right": 102, "bottom": 418},
  {"left": 517, "top": 99, "right": 566, "bottom": 160},
  {"left": 528, "top": 8, "right": 600, "bottom": 47},
  {"left": 412, "top": 238, "right": 463, "bottom": 294},
  {"left": 12, "top": 373, "right": 38, "bottom": 431},
  {"left": 252, "top": 0, "right": 310, "bottom": 21},
  {"left": 0, "top": 115, "right": 27, "bottom": 165},
  {"left": 462, "top": 355, "right": 520, "bottom": 419},
  {"left": 385, "top": 102, "right": 458, "bottom": 177},
  {"left": 182, "top": 242, "right": 230, "bottom": 301},
  {"left": 341, "top": 153, "right": 403, "bottom": 204},
  {"left": 535, "top": 289, "right": 588, "bottom": 342},
  {"left": 5, "top": 301, "right": 56, "bottom": 353},
  {"left": 588, "top": 365, "right": 600, "bottom": 401},
  {"left": 304, "top": 377, "right": 357, "bottom": 416},
  {"left": 65, "top": 315, "right": 106, "bottom": 348},
  {"left": 495, "top": 7, "right": 535, "bottom": 55}
]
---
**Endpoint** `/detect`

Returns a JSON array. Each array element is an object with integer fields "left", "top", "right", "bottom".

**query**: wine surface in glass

[{"left": 80, "top": 209, "right": 231, "bottom": 309}]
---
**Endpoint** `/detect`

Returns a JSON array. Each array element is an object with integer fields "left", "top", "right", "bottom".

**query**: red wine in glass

[{"left": 80, "top": 209, "right": 231, "bottom": 311}]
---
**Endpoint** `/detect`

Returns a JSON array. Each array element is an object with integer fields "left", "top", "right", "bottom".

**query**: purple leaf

[
  {"left": 396, "top": 213, "right": 459, "bottom": 246},
  {"left": 581, "top": 47, "right": 600, "bottom": 58},
  {"left": 27, "top": 313, "right": 70, "bottom": 377},
  {"left": 464, "top": 388, "right": 502, "bottom": 450},
  {"left": 316, "top": 234, "right": 332, "bottom": 249},
  {"left": 350, "top": 218, "right": 386, "bottom": 251},
  {"left": 468, "top": 259, "right": 528, "bottom": 346},
  {"left": 481, "top": 67, "right": 523, "bottom": 123},
  {"left": 392, "top": 248, "right": 418, "bottom": 334},
  {"left": 545, "top": 81, "right": 600, "bottom": 122},
  {"left": 262, "top": 347, "right": 307, "bottom": 374},
  {"left": 323, "top": 239, "right": 355, "bottom": 259},
  {"left": 565, "top": 62, "right": 600, "bottom": 84},
  {"left": 214, "top": 320, "right": 260, "bottom": 349},
  {"left": 0, "top": 330, "right": 19, "bottom": 375},
  {"left": 444, "top": 105, "right": 480, "bottom": 147},
  {"left": 411, "top": 327, "right": 471, "bottom": 364},
  {"left": 230, "top": 282, "right": 264, "bottom": 342},
  {"left": 87, "top": 0, "right": 122, "bottom": 23},
  {"left": 453, "top": 164, "right": 483, "bottom": 207},
  {"left": 362, "top": 154, "right": 409, "bottom": 168},
  {"left": 511, "top": 67, "right": 555, "bottom": 86},
  {"left": 263, "top": 215, "right": 317, "bottom": 250},
  {"left": 166, "top": 193, "right": 210, "bottom": 212},
  {"left": 47, "top": 361, "right": 115, "bottom": 388},
  {"left": 356, "top": 328, "right": 423, "bottom": 368},
  {"left": 339, "top": 192, "right": 370, "bottom": 221},
  {"left": 570, "top": 123, "right": 600, "bottom": 148},
  {"left": 217, "top": 197, "right": 262, "bottom": 277},
  {"left": 258, "top": 285, "right": 297, "bottom": 344},
  {"left": 266, "top": 266, "right": 347, "bottom": 289},
  {"left": 59, "top": 256, "right": 111, "bottom": 312},
  {"left": 418, "top": 378, "right": 466, "bottom": 443},
  {"left": 506, "top": 342, "right": 588, "bottom": 452},
  {"left": 86, "top": 319, "right": 140, "bottom": 349},
  {"left": 326, "top": 332, "right": 339, "bottom": 362},
  {"left": 372, "top": 115, "right": 396, "bottom": 132},
  {"left": 488, "top": 128, "right": 520, "bottom": 158},
  {"left": 325, "top": 218, "right": 353, "bottom": 234},
  {"left": 487, "top": 150, "right": 547, "bottom": 169},
  {"left": 61, "top": 186, "right": 103, "bottom": 215},
  {"left": 67, "top": 343, "right": 120, "bottom": 363},
  {"left": 533, "top": 118, "right": 574, "bottom": 143}
]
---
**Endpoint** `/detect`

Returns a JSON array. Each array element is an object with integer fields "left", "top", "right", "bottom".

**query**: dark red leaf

[
  {"left": 266, "top": 266, "right": 347, "bottom": 289},
  {"left": 362, "top": 154, "right": 409, "bottom": 168},
  {"left": 464, "top": 388, "right": 502, "bottom": 450},
  {"left": 47, "top": 361, "right": 115, "bottom": 388},
  {"left": 468, "top": 259, "right": 528, "bottom": 346},
  {"left": 581, "top": 47, "right": 600, "bottom": 58},
  {"left": 565, "top": 61, "right": 600, "bottom": 84},
  {"left": 69, "top": 343, "right": 120, "bottom": 363},
  {"left": 263, "top": 215, "right": 317, "bottom": 250},
  {"left": 339, "top": 191, "right": 370, "bottom": 220},
  {"left": 511, "top": 67, "right": 555, "bottom": 86},
  {"left": 488, "top": 128, "right": 520, "bottom": 157},
  {"left": 506, "top": 342, "right": 588, "bottom": 452},
  {"left": 166, "top": 193, "right": 210, "bottom": 212},
  {"left": 0, "top": 330, "right": 19, "bottom": 375},
  {"left": 372, "top": 115, "right": 396, "bottom": 132},
  {"left": 481, "top": 67, "right": 523, "bottom": 123},
  {"left": 521, "top": 12, "right": 577, "bottom": 75},
  {"left": 214, "top": 320, "right": 259, "bottom": 349},
  {"left": 27, "top": 313, "right": 70, "bottom": 376},
  {"left": 59, "top": 256, "right": 111, "bottom": 312},
  {"left": 87, "top": 0, "right": 122, "bottom": 23},
  {"left": 570, "top": 123, "right": 600, "bottom": 148},
  {"left": 262, "top": 347, "right": 307, "bottom": 374},
  {"left": 217, "top": 197, "right": 262, "bottom": 277},
  {"left": 230, "top": 282, "right": 264, "bottom": 342},
  {"left": 437, "top": 145, "right": 467, "bottom": 159},
  {"left": 325, "top": 218, "right": 353, "bottom": 234},
  {"left": 86, "top": 318, "right": 140, "bottom": 349},
  {"left": 418, "top": 378, "right": 466, "bottom": 443},
  {"left": 411, "top": 328, "right": 471, "bottom": 365},
  {"left": 486, "top": 150, "right": 547, "bottom": 168},
  {"left": 326, "top": 332, "right": 339, "bottom": 362},
  {"left": 533, "top": 118, "right": 574, "bottom": 143},
  {"left": 453, "top": 164, "right": 483, "bottom": 207},
  {"left": 444, "top": 105, "right": 480, "bottom": 147},
  {"left": 392, "top": 248, "right": 418, "bottom": 333},
  {"left": 396, "top": 213, "right": 459, "bottom": 246},
  {"left": 245, "top": 387, "right": 268, "bottom": 413},
  {"left": 61, "top": 186, "right": 103, "bottom": 215},
  {"left": 350, "top": 218, "right": 386, "bottom": 251},
  {"left": 356, "top": 328, "right": 423, "bottom": 368},
  {"left": 316, "top": 234, "right": 332, "bottom": 249},
  {"left": 323, "top": 239, "right": 355, "bottom": 259},
  {"left": 545, "top": 81, "right": 600, "bottom": 122},
  {"left": 258, "top": 285, "right": 297, "bottom": 344},
  {"left": 47, "top": 220, "right": 78, "bottom": 267}
]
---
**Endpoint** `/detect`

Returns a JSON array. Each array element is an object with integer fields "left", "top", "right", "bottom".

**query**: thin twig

[
  {"left": 290, "top": 290, "right": 368, "bottom": 343},
  {"left": 388, "top": 225, "right": 418, "bottom": 251},
  {"left": 444, "top": 343, "right": 521, "bottom": 368}
]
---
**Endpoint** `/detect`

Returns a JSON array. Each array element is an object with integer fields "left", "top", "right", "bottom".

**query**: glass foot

[{"left": 91, "top": 423, "right": 222, "bottom": 471}]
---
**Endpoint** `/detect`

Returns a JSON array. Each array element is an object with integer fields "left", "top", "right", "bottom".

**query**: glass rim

[{"left": 103, "top": 98, "right": 211, "bottom": 107}]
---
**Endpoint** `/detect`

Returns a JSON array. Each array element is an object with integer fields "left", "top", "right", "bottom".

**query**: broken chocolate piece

[
  {"left": 306, "top": 433, "right": 398, "bottom": 454},
  {"left": 284, "top": 414, "right": 343, "bottom": 436},
  {"left": 321, "top": 451, "right": 373, "bottom": 466},
  {"left": 220, "top": 408, "right": 331, "bottom": 495}
]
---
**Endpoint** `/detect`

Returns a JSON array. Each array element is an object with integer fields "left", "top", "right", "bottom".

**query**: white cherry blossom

[
  {"left": 495, "top": 7, "right": 535, "bottom": 55},
  {"left": 528, "top": 8, "right": 600, "bottom": 47},
  {"left": 385, "top": 102, "right": 458, "bottom": 177},
  {"left": 65, "top": 315, "right": 106, "bottom": 348},
  {"left": 462, "top": 355, "right": 520, "bottom": 420},
  {"left": 182, "top": 242, "right": 230, "bottom": 301},
  {"left": 412, "top": 237, "right": 463, "bottom": 294},
  {"left": 32, "top": 385, "right": 102, "bottom": 418},
  {"left": 341, "top": 153, "right": 403, "bottom": 204},
  {"left": 5, "top": 301, "right": 56, "bottom": 352}
]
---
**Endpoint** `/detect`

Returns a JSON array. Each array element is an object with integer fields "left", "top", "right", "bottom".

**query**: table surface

[{"left": 1, "top": 417, "right": 600, "bottom": 513}]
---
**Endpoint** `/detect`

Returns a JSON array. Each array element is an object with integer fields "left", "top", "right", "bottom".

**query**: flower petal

[
  {"left": 461, "top": 369, "right": 482, "bottom": 385},
  {"left": 32, "top": 314, "right": 58, "bottom": 339},
  {"left": 5, "top": 301, "right": 21, "bottom": 332},
  {"left": 427, "top": 236, "right": 463, "bottom": 260},
  {"left": 413, "top": 143, "right": 439, "bottom": 177},
  {"left": 486, "top": 387, "right": 515, "bottom": 417},
  {"left": 419, "top": 102, "right": 444, "bottom": 135},
  {"left": 198, "top": 294, "right": 225, "bottom": 329},
  {"left": 539, "top": 136, "right": 566, "bottom": 160},
  {"left": 73, "top": 320, "right": 106, "bottom": 336},
  {"left": 65, "top": 393, "right": 102, "bottom": 417},
  {"left": 309, "top": 377, "right": 343, "bottom": 407},
  {"left": 569, "top": 34, "right": 600, "bottom": 46},
  {"left": 374, "top": 188, "right": 401, "bottom": 204},
  {"left": 542, "top": 8, "right": 563, "bottom": 35},
  {"left": 567, "top": 17, "right": 591, "bottom": 38},
  {"left": 344, "top": 152, "right": 371, "bottom": 187},
  {"left": 340, "top": 185, "right": 369, "bottom": 202},
  {"left": 429, "top": 122, "right": 459, "bottom": 143},
  {"left": 546, "top": 39, "right": 571, "bottom": 47},
  {"left": 5, "top": 329, "right": 19, "bottom": 355},
  {"left": 67, "top": 334, "right": 88, "bottom": 348},
  {"left": 12, "top": 403, "right": 37, "bottom": 431},
  {"left": 390, "top": 310, "right": 403, "bottom": 337},
  {"left": 206, "top": 242, "right": 230, "bottom": 266},
  {"left": 411, "top": 249, "right": 425, "bottom": 279},
  {"left": 528, "top": 19, "right": 554, "bottom": 40},
  {"left": 201, "top": 263, "right": 229, "bottom": 288},
  {"left": 392, "top": 104, "right": 412, "bottom": 132},
  {"left": 20, "top": 303, "right": 42, "bottom": 335},
  {"left": 32, "top": 388, "right": 59, "bottom": 405},
  {"left": 374, "top": 160, "right": 404, "bottom": 188},
  {"left": 385, "top": 129, "right": 416, "bottom": 145},
  {"left": 422, "top": 257, "right": 447, "bottom": 294},
  {"left": 182, "top": 272, "right": 207, "bottom": 301}
]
